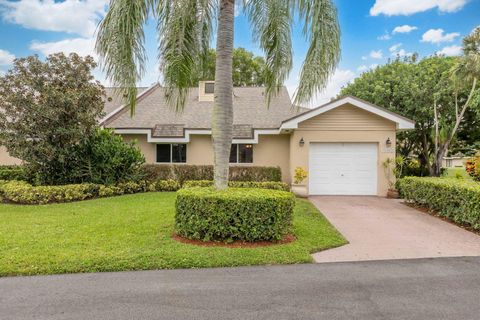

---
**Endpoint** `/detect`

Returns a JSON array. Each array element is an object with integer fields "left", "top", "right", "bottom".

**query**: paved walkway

[
  {"left": 1, "top": 257, "right": 480, "bottom": 320},
  {"left": 310, "top": 196, "right": 480, "bottom": 263}
]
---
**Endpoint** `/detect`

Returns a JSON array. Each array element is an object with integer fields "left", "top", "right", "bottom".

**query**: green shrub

[
  {"left": 229, "top": 166, "right": 282, "bottom": 182},
  {"left": 175, "top": 187, "right": 295, "bottom": 242},
  {"left": 398, "top": 177, "right": 480, "bottom": 230},
  {"left": 0, "top": 165, "right": 26, "bottom": 181},
  {"left": 23, "top": 129, "right": 145, "bottom": 186},
  {"left": 183, "top": 180, "right": 290, "bottom": 191},
  {"left": 0, "top": 179, "right": 180, "bottom": 204},
  {"left": 72, "top": 129, "right": 146, "bottom": 185},
  {"left": 154, "top": 179, "right": 181, "bottom": 191},
  {"left": 140, "top": 164, "right": 282, "bottom": 185},
  {"left": 0, "top": 180, "right": 101, "bottom": 205}
]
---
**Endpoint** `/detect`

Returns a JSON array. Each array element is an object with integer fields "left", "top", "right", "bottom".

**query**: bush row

[
  {"left": 175, "top": 187, "right": 295, "bottom": 242},
  {"left": 183, "top": 180, "right": 290, "bottom": 191},
  {"left": 0, "top": 165, "right": 26, "bottom": 181},
  {"left": 398, "top": 177, "right": 480, "bottom": 230},
  {"left": 0, "top": 179, "right": 180, "bottom": 205},
  {"left": 141, "top": 164, "right": 282, "bottom": 184}
]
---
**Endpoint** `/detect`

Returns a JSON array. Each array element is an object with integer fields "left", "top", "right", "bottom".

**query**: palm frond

[
  {"left": 245, "top": 0, "right": 293, "bottom": 106},
  {"left": 157, "top": 0, "right": 216, "bottom": 111},
  {"left": 95, "top": 0, "right": 153, "bottom": 115},
  {"left": 293, "top": 0, "right": 340, "bottom": 106}
]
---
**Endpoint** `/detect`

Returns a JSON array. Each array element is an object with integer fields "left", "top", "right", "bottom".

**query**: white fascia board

[
  {"left": 113, "top": 128, "right": 281, "bottom": 144},
  {"left": 280, "top": 96, "right": 415, "bottom": 130}
]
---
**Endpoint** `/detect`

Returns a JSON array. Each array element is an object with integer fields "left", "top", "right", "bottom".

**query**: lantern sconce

[
  {"left": 299, "top": 138, "right": 305, "bottom": 147},
  {"left": 386, "top": 137, "right": 392, "bottom": 148}
]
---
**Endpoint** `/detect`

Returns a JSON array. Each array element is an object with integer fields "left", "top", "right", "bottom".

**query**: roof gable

[
  {"left": 280, "top": 96, "right": 415, "bottom": 130},
  {"left": 101, "top": 84, "right": 307, "bottom": 130}
]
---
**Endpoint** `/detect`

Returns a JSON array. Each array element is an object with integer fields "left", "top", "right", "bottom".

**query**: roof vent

[{"left": 199, "top": 81, "right": 214, "bottom": 102}]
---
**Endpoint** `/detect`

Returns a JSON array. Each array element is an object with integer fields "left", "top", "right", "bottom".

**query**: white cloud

[
  {"left": 389, "top": 43, "right": 402, "bottom": 52},
  {"left": 394, "top": 49, "right": 413, "bottom": 57},
  {"left": 0, "top": 0, "right": 108, "bottom": 37},
  {"left": 289, "top": 69, "right": 356, "bottom": 107},
  {"left": 369, "top": 50, "right": 383, "bottom": 59},
  {"left": 0, "top": 48, "right": 15, "bottom": 65},
  {"left": 357, "top": 64, "right": 378, "bottom": 72},
  {"left": 392, "top": 25, "right": 418, "bottom": 34},
  {"left": 357, "top": 65, "right": 368, "bottom": 72},
  {"left": 421, "top": 28, "right": 460, "bottom": 44},
  {"left": 370, "top": 0, "right": 467, "bottom": 16},
  {"left": 30, "top": 37, "right": 97, "bottom": 58},
  {"left": 437, "top": 45, "right": 462, "bottom": 56},
  {"left": 378, "top": 33, "right": 391, "bottom": 40}
]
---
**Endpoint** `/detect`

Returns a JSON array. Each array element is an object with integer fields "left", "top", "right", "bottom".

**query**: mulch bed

[
  {"left": 172, "top": 233, "right": 296, "bottom": 248},
  {"left": 402, "top": 202, "right": 480, "bottom": 236}
]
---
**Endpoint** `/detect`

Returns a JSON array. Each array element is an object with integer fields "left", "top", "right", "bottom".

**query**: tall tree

[
  {"left": 191, "top": 47, "right": 267, "bottom": 86},
  {"left": 341, "top": 51, "right": 480, "bottom": 176},
  {"left": 0, "top": 53, "right": 105, "bottom": 185},
  {"left": 429, "top": 27, "right": 480, "bottom": 175},
  {"left": 96, "top": 0, "right": 340, "bottom": 189}
]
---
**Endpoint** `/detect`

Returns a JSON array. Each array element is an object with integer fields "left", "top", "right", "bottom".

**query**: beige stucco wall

[
  {"left": 120, "top": 133, "right": 291, "bottom": 182},
  {"left": 0, "top": 146, "right": 22, "bottom": 165},
  {"left": 253, "top": 135, "right": 291, "bottom": 183},
  {"left": 290, "top": 105, "right": 397, "bottom": 197},
  {"left": 122, "top": 134, "right": 156, "bottom": 163},
  {"left": 120, "top": 104, "right": 398, "bottom": 195}
]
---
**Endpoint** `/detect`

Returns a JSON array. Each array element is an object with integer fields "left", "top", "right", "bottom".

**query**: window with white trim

[
  {"left": 229, "top": 144, "right": 253, "bottom": 163},
  {"left": 156, "top": 144, "right": 187, "bottom": 163}
]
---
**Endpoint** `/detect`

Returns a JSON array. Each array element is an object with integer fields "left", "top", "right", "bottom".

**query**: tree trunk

[
  {"left": 212, "top": 0, "right": 235, "bottom": 190},
  {"left": 431, "top": 78, "right": 477, "bottom": 176}
]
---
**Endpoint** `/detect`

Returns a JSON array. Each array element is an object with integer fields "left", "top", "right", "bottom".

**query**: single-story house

[
  {"left": 442, "top": 155, "right": 471, "bottom": 168},
  {"left": 0, "top": 81, "right": 415, "bottom": 196}
]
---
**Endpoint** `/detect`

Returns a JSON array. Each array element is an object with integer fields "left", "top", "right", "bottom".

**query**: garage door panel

[{"left": 309, "top": 143, "right": 377, "bottom": 195}]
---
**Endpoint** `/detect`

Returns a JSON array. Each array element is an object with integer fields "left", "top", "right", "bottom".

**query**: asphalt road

[{"left": 1, "top": 257, "right": 480, "bottom": 320}]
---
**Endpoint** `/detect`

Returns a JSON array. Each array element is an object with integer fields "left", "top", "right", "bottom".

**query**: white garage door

[{"left": 309, "top": 143, "right": 378, "bottom": 195}]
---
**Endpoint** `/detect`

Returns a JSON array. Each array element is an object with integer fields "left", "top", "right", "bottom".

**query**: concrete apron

[{"left": 310, "top": 196, "right": 480, "bottom": 263}]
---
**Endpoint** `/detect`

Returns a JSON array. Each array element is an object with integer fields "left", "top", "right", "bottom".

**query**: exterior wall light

[
  {"left": 386, "top": 137, "right": 392, "bottom": 148},
  {"left": 299, "top": 138, "right": 305, "bottom": 147}
]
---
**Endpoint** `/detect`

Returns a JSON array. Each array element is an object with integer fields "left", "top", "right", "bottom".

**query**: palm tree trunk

[{"left": 212, "top": 0, "right": 235, "bottom": 190}]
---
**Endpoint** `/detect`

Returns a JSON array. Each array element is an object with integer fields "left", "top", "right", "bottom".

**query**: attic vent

[{"left": 205, "top": 82, "right": 214, "bottom": 94}]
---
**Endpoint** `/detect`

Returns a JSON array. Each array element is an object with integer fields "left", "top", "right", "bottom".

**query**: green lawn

[
  {"left": 0, "top": 192, "right": 346, "bottom": 277},
  {"left": 443, "top": 167, "right": 471, "bottom": 180}
]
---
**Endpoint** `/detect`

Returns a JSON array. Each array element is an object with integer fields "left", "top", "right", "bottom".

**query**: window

[
  {"left": 204, "top": 82, "right": 215, "bottom": 94},
  {"left": 230, "top": 144, "right": 253, "bottom": 163},
  {"left": 156, "top": 144, "right": 187, "bottom": 163}
]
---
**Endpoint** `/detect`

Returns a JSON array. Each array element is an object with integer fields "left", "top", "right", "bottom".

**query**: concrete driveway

[{"left": 310, "top": 196, "right": 480, "bottom": 263}]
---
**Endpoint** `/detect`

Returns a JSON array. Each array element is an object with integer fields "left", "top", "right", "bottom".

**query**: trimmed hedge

[
  {"left": 141, "top": 164, "right": 282, "bottom": 184},
  {"left": 183, "top": 180, "right": 290, "bottom": 191},
  {"left": 175, "top": 187, "right": 295, "bottom": 242},
  {"left": 398, "top": 177, "right": 480, "bottom": 230},
  {"left": 0, "top": 165, "right": 26, "bottom": 181},
  {"left": 0, "top": 179, "right": 180, "bottom": 205}
]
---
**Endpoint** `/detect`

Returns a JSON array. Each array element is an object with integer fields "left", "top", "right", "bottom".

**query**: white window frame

[{"left": 156, "top": 143, "right": 187, "bottom": 164}]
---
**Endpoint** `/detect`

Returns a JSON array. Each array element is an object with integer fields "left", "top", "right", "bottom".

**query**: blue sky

[{"left": 0, "top": 0, "right": 479, "bottom": 106}]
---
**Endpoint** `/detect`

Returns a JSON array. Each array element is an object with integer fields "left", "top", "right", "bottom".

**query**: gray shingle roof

[
  {"left": 103, "top": 84, "right": 308, "bottom": 131},
  {"left": 103, "top": 87, "right": 149, "bottom": 115}
]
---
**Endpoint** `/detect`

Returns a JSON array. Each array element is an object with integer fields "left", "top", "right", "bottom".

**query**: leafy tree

[
  {"left": 96, "top": 0, "right": 340, "bottom": 190},
  {"left": 191, "top": 47, "right": 267, "bottom": 86},
  {"left": 0, "top": 53, "right": 105, "bottom": 185},
  {"left": 341, "top": 37, "right": 480, "bottom": 176},
  {"left": 73, "top": 129, "right": 145, "bottom": 185}
]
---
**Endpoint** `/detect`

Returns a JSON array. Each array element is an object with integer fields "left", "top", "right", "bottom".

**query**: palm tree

[
  {"left": 431, "top": 26, "right": 480, "bottom": 176},
  {"left": 96, "top": 0, "right": 340, "bottom": 190}
]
